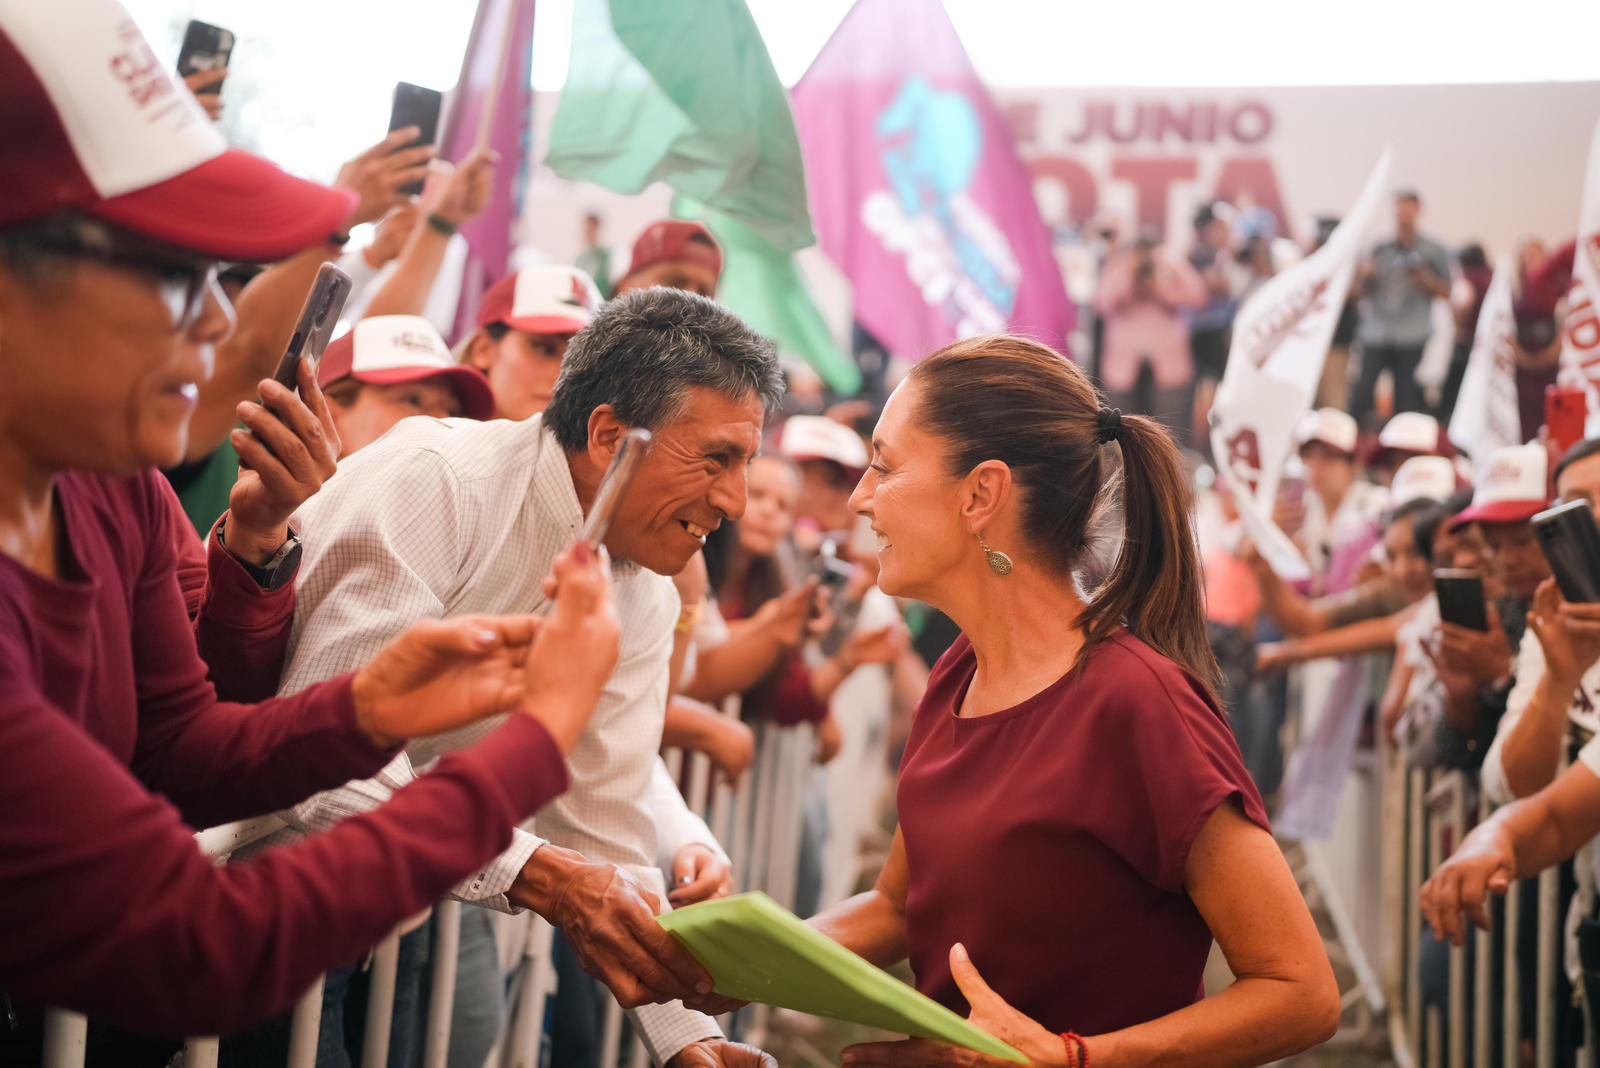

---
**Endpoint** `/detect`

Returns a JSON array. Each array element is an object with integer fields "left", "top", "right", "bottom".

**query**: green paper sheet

[{"left": 658, "top": 892, "right": 1026, "bottom": 1063}]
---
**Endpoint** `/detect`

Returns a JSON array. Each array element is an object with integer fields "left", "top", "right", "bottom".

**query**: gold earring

[{"left": 976, "top": 532, "right": 1013, "bottom": 576}]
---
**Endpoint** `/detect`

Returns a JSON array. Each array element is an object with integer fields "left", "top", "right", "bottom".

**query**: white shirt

[
  {"left": 1482, "top": 626, "right": 1600, "bottom": 807},
  {"left": 258, "top": 414, "right": 721, "bottom": 1062}
]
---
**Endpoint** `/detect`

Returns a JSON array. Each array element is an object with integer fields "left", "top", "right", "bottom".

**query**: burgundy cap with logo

[
  {"left": 477, "top": 265, "right": 602, "bottom": 336},
  {"left": 623, "top": 221, "right": 724, "bottom": 283},
  {"left": 0, "top": 0, "right": 355, "bottom": 261}
]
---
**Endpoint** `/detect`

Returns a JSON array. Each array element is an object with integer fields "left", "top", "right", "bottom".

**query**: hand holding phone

[
  {"left": 1534, "top": 500, "right": 1600, "bottom": 604},
  {"left": 388, "top": 82, "right": 444, "bottom": 198},
  {"left": 269, "top": 264, "right": 353, "bottom": 395},
  {"left": 579, "top": 429, "right": 651, "bottom": 548}
]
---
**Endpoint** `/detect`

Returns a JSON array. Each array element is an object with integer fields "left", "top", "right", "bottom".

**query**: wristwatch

[{"left": 219, "top": 523, "right": 304, "bottom": 591}]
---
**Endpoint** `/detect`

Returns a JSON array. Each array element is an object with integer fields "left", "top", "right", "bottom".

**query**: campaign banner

[
  {"left": 789, "top": 0, "right": 1073, "bottom": 362},
  {"left": 1561, "top": 120, "right": 1600, "bottom": 386},
  {"left": 1449, "top": 256, "right": 1521, "bottom": 460},
  {"left": 1209, "top": 152, "right": 1391, "bottom": 580}
]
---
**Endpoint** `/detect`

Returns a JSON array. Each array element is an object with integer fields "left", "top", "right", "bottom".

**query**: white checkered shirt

[{"left": 253, "top": 414, "right": 721, "bottom": 1062}]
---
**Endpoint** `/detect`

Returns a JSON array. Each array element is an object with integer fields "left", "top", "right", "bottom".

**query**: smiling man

[{"left": 259, "top": 287, "right": 782, "bottom": 1068}]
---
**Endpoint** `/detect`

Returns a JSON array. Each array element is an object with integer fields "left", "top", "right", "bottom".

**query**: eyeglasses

[{"left": 25, "top": 220, "right": 221, "bottom": 333}]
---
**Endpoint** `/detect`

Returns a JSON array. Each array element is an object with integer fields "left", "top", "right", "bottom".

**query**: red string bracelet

[{"left": 1060, "top": 1032, "right": 1089, "bottom": 1067}]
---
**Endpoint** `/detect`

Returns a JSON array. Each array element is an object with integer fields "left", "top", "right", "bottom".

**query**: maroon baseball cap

[
  {"left": 0, "top": 0, "right": 355, "bottom": 262},
  {"left": 623, "top": 220, "right": 725, "bottom": 282},
  {"left": 319, "top": 316, "right": 496, "bottom": 421}
]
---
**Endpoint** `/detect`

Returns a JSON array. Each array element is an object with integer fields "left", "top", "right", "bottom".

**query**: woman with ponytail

[{"left": 805, "top": 336, "right": 1338, "bottom": 1066}]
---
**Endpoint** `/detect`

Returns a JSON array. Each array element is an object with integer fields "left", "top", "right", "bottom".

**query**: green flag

[
  {"left": 677, "top": 198, "right": 861, "bottom": 395},
  {"left": 547, "top": 0, "right": 815, "bottom": 254}
]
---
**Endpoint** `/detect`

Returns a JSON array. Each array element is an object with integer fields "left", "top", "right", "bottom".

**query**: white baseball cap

[
  {"left": 1375, "top": 411, "right": 1446, "bottom": 465},
  {"left": 1295, "top": 408, "right": 1359, "bottom": 457},
  {"left": 477, "top": 264, "right": 601, "bottom": 335},
  {"left": 779, "top": 415, "right": 869, "bottom": 475},
  {"left": 0, "top": 0, "right": 354, "bottom": 260},
  {"left": 1389, "top": 455, "right": 1458, "bottom": 508},
  {"left": 1450, "top": 444, "right": 1550, "bottom": 529},
  {"left": 319, "top": 315, "right": 496, "bottom": 421}
]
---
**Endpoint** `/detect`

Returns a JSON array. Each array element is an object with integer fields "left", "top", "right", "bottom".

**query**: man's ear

[{"left": 585, "top": 404, "right": 627, "bottom": 470}]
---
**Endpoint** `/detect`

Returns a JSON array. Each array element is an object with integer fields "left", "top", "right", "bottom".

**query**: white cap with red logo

[
  {"left": 477, "top": 265, "right": 601, "bottom": 335},
  {"left": 1295, "top": 408, "right": 1359, "bottom": 457},
  {"left": 1379, "top": 412, "right": 1443, "bottom": 456},
  {"left": 780, "top": 415, "right": 869, "bottom": 476},
  {"left": 319, "top": 316, "right": 496, "bottom": 421},
  {"left": 1449, "top": 444, "right": 1550, "bottom": 529},
  {"left": 0, "top": 0, "right": 354, "bottom": 260},
  {"left": 1389, "top": 455, "right": 1458, "bottom": 508}
]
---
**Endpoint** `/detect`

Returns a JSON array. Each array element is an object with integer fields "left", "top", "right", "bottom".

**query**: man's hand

[
  {"left": 667, "top": 1042, "right": 777, "bottom": 1068},
  {"left": 753, "top": 578, "right": 821, "bottom": 647},
  {"left": 183, "top": 69, "right": 227, "bottom": 121},
  {"left": 510, "top": 845, "right": 712, "bottom": 1008},
  {"left": 426, "top": 147, "right": 498, "bottom": 229},
  {"left": 1529, "top": 578, "right": 1600, "bottom": 693},
  {"left": 669, "top": 843, "right": 733, "bottom": 907},
  {"left": 334, "top": 128, "right": 436, "bottom": 227},
  {"left": 350, "top": 615, "right": 539, "bottom": 749},
  {"left": 843, "top": 944, "right": 1064, "bottom": 1066},
  {"left": 225, "top": 360, "right": 341, "bottom": 565},
  {"left": 1421, "top": 820, "right": 1518, "bottom": 946}
]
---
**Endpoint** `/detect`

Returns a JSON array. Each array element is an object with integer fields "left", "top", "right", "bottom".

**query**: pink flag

[
  {"left": 438, "top": 0, "right": 537, "bottom": 342},
  {"left": 790, "top": 0, "right": 1073, "bottom": 362}
]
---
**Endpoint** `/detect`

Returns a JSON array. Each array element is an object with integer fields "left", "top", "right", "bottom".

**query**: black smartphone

[
  {"left": 269, "top": 264, "right": 353, "bottom": 394},
  {"left": 580, "top": 429, "right": 652, "bottom": 547},
  {"left": 812, "top": 540, "right": 855, "bottom": 605},
  {"left": 1434, "top": 568, "right": 1489, "bottom": 632},
  {"left": 176, "top": 20, "right": 234, "bottom": 89},
  {"left": 388, "top": 82, "right": 443, "bottom": 197},
  {"left": 1534, "top": 500, "right": 1600, "bottom": 604}
]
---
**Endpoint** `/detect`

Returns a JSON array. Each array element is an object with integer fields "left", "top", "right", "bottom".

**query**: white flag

[
  {"left": 1449, "top": 256, "right": 1521, "bottom": 462},
  {"left": 1562, "top": 119, "right": 1600, "bottom": 385},
  {"left": 1209, "top": 152, "right": 1392, "bottom": 580}
]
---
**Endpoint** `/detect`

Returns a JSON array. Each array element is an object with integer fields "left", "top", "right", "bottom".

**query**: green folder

[{"left": 658, "top": 892, "right": 1026, "bottom": 1063}]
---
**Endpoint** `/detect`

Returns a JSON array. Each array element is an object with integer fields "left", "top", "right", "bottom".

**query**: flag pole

[{"left": 475, "top": 0, "right": 522, "bottom": 152}]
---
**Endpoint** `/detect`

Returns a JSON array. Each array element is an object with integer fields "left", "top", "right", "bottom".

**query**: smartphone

[
  {"left": 579, "top": 429, "right": 652, "bottom": 547},
  {"left": 176, "top": 20, "right": 234, "bottom": 89},
  {"left": 1434, "top": 568, "right": 1489, "bottom": 632},
  {"left": 812, "top": 540, "right": 855, "bottom": 605},
  {"left": 388, "top": 82, "right": 443, "bottom": 197},
  {"left": 1547, "top": 385, "right": 1589, "bottom": 458},
  {"left": 269, "top": 264, "right": 353, "bottom": 393},
  {"left": 1533, "top": 500, "right": 1600, "bottom": 603}
]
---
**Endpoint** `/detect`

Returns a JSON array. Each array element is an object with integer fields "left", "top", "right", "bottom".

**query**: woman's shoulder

[{"left": 1080, "top": 632, "right": 1226, "bottom": 729}]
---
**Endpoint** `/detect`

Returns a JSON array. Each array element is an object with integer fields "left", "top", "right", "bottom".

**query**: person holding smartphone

[
  {"left": 1422, "top": 444, "right": 1555, "bottom": 770},
  {"left": 0, "top": 5, "right": 619, "bottom": 1063},
  {"left": 245, "top": 288, "right": 782, "bottom": 1068}
]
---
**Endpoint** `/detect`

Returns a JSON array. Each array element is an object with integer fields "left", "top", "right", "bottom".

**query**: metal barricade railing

[
  {"left": 1384, "top": 757, "right": 1570, "bottom": 1068},
  {"left": 39, "top": 692, "right": 827, "bottom": 1068}
]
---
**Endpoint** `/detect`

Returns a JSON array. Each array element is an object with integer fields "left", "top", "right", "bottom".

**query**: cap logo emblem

[{"left": 111, "top": 21, "right": 179, "bottom": 116}]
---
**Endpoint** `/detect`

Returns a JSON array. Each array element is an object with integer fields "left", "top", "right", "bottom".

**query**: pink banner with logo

[
  {"left": 439, "top": 0, "right": 536, "bottom": 343},
  {"left": 789, "top": 0, "right": 1073, "bottom": 362}
]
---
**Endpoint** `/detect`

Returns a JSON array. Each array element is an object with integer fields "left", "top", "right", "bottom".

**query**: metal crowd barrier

[
  {"left": 39, "top": 700, "right": 825, "bottom": 1068},
  {"left": 1382, "top": 757, "right": 1577, "bottom": 1068}
]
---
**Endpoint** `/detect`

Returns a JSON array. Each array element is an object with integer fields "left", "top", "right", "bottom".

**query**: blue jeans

[{"left": 219, "top": 922, "right": 429, "bottom": 1068}]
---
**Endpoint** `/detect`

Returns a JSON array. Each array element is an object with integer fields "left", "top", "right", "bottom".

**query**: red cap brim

[
  {"left": 500, "top": 315, "right": 587, "bottom": 336},
  {"left": 85, "top": 150, "right": 355, "bottom": 263},
  {"left": 1447, "top": 498, "right": 1548, "bottom": 530},
  {"left": 350, "top": 366, "right": 498, "bottom": 422}
]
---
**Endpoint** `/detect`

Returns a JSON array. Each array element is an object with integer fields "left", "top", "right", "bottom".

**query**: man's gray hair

[{"left": 544, "top": 287, "right": 784, "bottom": 453}]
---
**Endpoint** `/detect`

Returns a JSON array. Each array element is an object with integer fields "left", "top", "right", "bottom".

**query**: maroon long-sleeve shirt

[{"left": 0, "top": 469, "right": 568, "bottom": 1039}]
